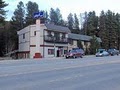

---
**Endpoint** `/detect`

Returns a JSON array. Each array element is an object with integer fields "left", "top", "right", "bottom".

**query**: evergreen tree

[
  {"left": 11, "top": 1, "right": 25, "bottom": 30},
  {"left": 115, "top": 13, "right": 120, "bottom": 50},
  {"left": 55, "top": 8, "right": 63, "bottom": 25},
  {"left": 0, "top": 0, "right": 8, "bottom": 56},
  {"left": 83, "top": 11, "right": 98, "bottom": 36},
  {"left": 81, "top": 12, "right": 88, "bottom": 35},
  {"left": 67, "top": 13, "right": 74, "bottom": 32},
  {"left": 49, "top": 8, "right": 64, "bottom": 25},
  {"left": 44, "top": 11, "right": 49, "bottom": 23},
  {"left": 26, "top": 1, "right": 39, "bottom": 26},
  {"left": 89, "top": 36, "right": 100, "bottom": 54},
  {"left": 73, "top": 13, "right": 80, "bottom": 34},
  {"left": 8, "top": 1, "right": 25, "bottom": 54},
  {"left": 106, "top": 10, "right": 117, "bottom": 49},
  {"left": 0, "top": 0, "right": 8, "bottom": 26},
  {"left": 77, "top": 40, "right": 83, "bottom": 49},
  {"left": 99, "top": 11, "right": 109, "bottom": 49}
]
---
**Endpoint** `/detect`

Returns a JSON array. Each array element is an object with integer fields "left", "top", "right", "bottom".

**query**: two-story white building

[
  {"left": 17, "top": 19, "right": 71, "bottom": 58},
  {"left": 17, "top": 19, "right": 102, "bottom": 59}
]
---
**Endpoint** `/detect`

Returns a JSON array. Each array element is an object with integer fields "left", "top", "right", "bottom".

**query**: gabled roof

[
  {"left": 45, "top": 23, "right": 71, "bottom": 33},
  {"left": 68, "top": 33, "right": 102, "bottom": 42}
]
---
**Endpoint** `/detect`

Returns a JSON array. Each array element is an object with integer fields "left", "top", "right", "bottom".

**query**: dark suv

[{"left": 108, "top": 49, "right": 119, "bottom": 56}]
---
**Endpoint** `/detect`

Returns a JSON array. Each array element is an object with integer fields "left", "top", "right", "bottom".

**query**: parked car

[
  {"left": 96, "top": 50, "right": 109, "bottom": 57},
  {"left": 72, "top": 48, "right": 85, "bottom": 56},
  {"left": 107, "top": 49, "right": 119, "bottom": 56},
  {"left": 65, "top": 49, "right": 83, "bottom": 59}
]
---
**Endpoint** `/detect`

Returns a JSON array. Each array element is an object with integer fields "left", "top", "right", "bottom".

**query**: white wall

[
  {"left": 18, "top": 26, "right": 30, "bottom": 52},
  {"left": 29, "top": 24, "right": 47, "bottom": 58}
]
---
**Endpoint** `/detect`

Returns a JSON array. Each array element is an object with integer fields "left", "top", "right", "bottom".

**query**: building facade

[{"left": 17, "top": 19, "right": 102, "bottom": 59}]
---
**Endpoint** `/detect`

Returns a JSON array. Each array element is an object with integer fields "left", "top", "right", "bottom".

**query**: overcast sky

[{"left": 4, "top": 0, "right": 120, "bottom": 21}]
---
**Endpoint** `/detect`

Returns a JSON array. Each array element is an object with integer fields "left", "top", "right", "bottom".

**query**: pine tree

[
  {"left": 80, "top": 12, "right": 88, "bottom": 35},
  {"left": 26, "top": 1, "right": 39, "bottom": 26},
  {"left": 115, "top": 13, "right": 120, "bottom": 50},
  {"left": 49, "top": 8, "right": 64, "bottom": 25},
  {"left": 11, "top": 1, "right": 25, "bottom": 30},
  {"left": 67, "top": 13, "right": 74, "bottom": 32},
  {"left": 73, "top": 13, "right": 80, "bottom": 34},
  {"left": 0, "top": 0, "right": 8, "bottom": 26},
  {"left": 106, "top": 10, "right": 117, "bottom": 49},
  {"left": 99, "top": 11, "right": 109, "bottom": 49},
  {"left": 77, "top": 40, "right": 83, "bottom": 49},
  {"left": 83, "top": 11, "right": 98, "bottom": 36},
  {"left": 0, "top": 0, "right": 8, "bottom": 56},
  {"left": 8, "top": 1, "right": 25, "bottom": 54},
  {"left": 89, "top": 36, "right": 100, "bottom": 54}
]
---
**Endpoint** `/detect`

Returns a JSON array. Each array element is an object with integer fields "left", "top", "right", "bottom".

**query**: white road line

[{"left": 49, "top": 74, "right": 83, "bottom": 83}]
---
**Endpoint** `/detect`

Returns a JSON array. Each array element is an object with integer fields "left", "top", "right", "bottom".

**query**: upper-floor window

[
  {"left": 54, "top": 32, "right": 60, "bottom": 40},
  {"left": 47, "top": 31, "right": 52, "bottom": 37},
  {"left": 61, "top": 33, "right": 65, "bottom": 39},
  {"left": 34, "top": 31, "right": 36, "bottom": 36},
  {"left": 69, "top": 39, "right": 73, "bottom": 45},
  {"left": 23, "top": 33, "right": 25, "bottom": 39}
]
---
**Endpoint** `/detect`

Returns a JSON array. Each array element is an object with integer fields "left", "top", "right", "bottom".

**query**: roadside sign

[{"left": 34, "top": 11, "right": 44, "bottom": 19}]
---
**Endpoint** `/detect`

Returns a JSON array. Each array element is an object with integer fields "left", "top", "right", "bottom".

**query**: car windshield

[
  {"left": 70, "top": 50, "right": 76, "bottom": 53},
  {"left": 100, "top": 51, "right": 103, "bottom": 53},
  {"left": 108, "top": 49, "right": 115, "bottom": 51}
]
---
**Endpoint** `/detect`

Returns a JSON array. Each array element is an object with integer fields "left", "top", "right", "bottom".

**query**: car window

[
  {"left": 100, "top": 51, "right": 103, "bottom": 53},
  {"left": 70, "top": 50, "right": 76, "bottom": 53}
]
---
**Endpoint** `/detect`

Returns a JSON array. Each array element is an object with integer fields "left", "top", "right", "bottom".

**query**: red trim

[
  {"left": 30, "top": 45, "right": 36, "bottom": 47},
  {"left": 18, "top": 51, "right": 30, "bottom": 53},
  {"left": 40, "top": 45, "right": 54, "bottom": 47},
  {"left": 30, "top": 44, "right": 67, "bottom": 47}
]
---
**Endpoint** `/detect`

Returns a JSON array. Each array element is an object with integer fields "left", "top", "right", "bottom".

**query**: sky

[{"left": 4, "top": 0, "right": 120, "bottom": 21}]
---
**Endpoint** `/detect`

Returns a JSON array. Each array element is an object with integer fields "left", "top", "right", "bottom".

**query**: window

[
  {"left": 48, "top": 49, "right": 54, "bottom": 55},
  {"left": 54, "top": 32, "right": 60, "bottom": 40},
  {"left": 61, "top": 33, "right": 65, "bottom": 39},
  {"left": 69, "top": 39, "right": 73, "bottom": 45},
  {"left": 47, "top": 31, "right": 52, "bottom": 36},
  {"left": 34, "top": 31, "right": 36, "bottom": 36},
  {"left": 23, "top": 34, "right": 25, "bottom": 39}
]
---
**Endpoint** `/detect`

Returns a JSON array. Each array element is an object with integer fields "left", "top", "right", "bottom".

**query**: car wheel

[{"left": 80, "top": 55, "right": 83, "bottom": 58}]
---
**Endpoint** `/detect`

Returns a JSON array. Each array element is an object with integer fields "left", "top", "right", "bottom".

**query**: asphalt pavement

[{"left": 0, "top": 55, "right": 120, "bottom": 90}]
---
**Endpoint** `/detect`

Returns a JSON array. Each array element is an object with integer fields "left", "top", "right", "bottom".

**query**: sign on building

[{"left": 34, "top": 11, "right": 44, "bottom": 19}]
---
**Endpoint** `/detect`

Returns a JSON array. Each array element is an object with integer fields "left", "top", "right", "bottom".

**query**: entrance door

[{"left": 57, "top": 50, "right": 59, "bottom": 57}]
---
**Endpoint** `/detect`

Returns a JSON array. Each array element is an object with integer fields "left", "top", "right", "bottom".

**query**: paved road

[{"left": 0, "top": 55, "right": 120, "bottom": 90}]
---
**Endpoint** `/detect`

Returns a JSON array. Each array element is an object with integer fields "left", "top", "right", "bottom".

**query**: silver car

[{"left": 96, "top": 51, "right": 109, "bottom": 57}]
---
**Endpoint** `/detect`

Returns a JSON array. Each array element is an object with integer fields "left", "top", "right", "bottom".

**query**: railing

[{"left": 44, "top": 35, "right": 68, "bottom": 44}]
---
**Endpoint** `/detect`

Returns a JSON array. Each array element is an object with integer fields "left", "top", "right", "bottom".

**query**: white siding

[
  {"left": 30, "top": 47, "right": 36, "bottom": 58},
  {"left": 18, "top": 26, "right": 30, "bottom": 52}
]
